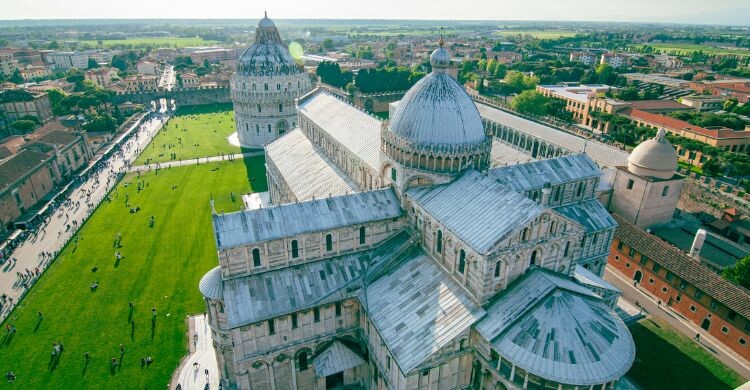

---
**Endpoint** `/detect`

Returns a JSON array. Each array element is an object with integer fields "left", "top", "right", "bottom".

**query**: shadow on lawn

[
  {"left": 241, "top": 155, "right": 268, "bottom": 193},
  {"left": 628, "top": 321, "right": 736, "bottom": 390}
]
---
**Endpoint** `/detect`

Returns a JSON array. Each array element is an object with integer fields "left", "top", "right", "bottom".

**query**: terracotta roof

[
  {"left": 0, "top": 149, "right": 51, "bottom": 190},
  {"left": 622, "top": 108, "right": 750, "bottom": 140},
  {"left": 35, "top": 130, "right": 78, "bottom": 146},
  {"left": 627, "top": 100, "right": 690, "bottom": 111},
  {"left": 614, "top": 214, "right": 750, "bottom": 319}
]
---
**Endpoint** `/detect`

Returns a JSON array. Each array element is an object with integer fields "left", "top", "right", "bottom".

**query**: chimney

[{"left": 690, "top": 229, "right": 707, "bottom": 259}]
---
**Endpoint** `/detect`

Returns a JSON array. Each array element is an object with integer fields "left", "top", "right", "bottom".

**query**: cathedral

[{"left": 201, "top": 15, "right": 653, "bottom": 390}]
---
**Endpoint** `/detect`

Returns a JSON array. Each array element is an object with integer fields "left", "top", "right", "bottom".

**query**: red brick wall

[{"left": 609, "top": 238, "right": 750, "bottom": 362}]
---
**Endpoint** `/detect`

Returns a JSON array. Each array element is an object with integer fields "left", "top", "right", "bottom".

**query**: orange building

[{"left": 608, "top": 214, "right": 750, "bottom": 362}]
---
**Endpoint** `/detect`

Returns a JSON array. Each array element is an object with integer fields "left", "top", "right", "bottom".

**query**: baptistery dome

[
  {"left": 627, "top": 128, "right": 678, "bottom": 180},
  {"left": 236, "top": 13, "right": 303, "bottom": 77},
  {"left": 389, "top": 41, "right": 486, "bottom": 147}
]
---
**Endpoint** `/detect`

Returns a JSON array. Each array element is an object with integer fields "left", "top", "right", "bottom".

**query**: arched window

[
  {"left": 494, "top": 261, "right": 501, "bottom": 277},
  {"left": 458, "top": 249, "right": 466, "bottom": 274},
  {"left": 522, "top": 228, "right": 529, "bottom": 241},
  {"left": 252, "top": 248, "right": 261, "bottom": 267},
  {"left": 298, "top": 352, "right": 308, "bottom": 371},
  {"left": 264, "top": 83, "right": 268, "bottom": 91},
  {"left": 359, "top": 226, "right": 366, "bottom": 245},
  {"left": 278, "top": 103, "right": 283, "bottom": 113},
  {"left": 553, "top": 187, "right": 561, "bottom": 202},
  {"left": 252, "top": 83, "right": 256, "bottom": 90},
  {"left": 257, "top": 104, "right": 261, "bottom": 113},
  {"left": 576, "top": 182, "right": 584, "bottom": 197},
  {"left": 291, "top": 240, "right": 299, "bottom": 258},
  {"left": 530, "top": 250, "right": 538, "bottom": 266},
  {"left": 549, "top": 221, "right": 556, "bottom": 234},
  {"left": 325, "top": 234, "right": 333, "bottom": 252},
  {"left": 564, "top": 241, "right": 570, "bottom": 257},
  {"left": 436, "top": 230, "right": 443, "bottom": 254},
  {"left": 267, "top": 124, "right": 271, "bottom": 133}
]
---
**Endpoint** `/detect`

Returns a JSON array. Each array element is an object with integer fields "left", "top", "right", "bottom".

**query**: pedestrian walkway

[
  {"left": 171, "top": 314, "right": 219, "bottom": 390},
  {"left": 605, "top": 267, "right": 750, "bottom": 379},
  {"left": 128, "top": 150, "right": 264, "bottom": 173},
  {"left": 0, "top": 111, "right": 169, "bottom": 322}
]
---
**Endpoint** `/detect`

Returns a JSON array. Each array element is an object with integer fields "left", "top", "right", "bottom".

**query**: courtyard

[
  {"left": 627, "top": 317, "right": 746, "bottom": 390},
  {"left": 135, "top": 104, "right": 246, "bottom": 165},
  {"left": 0, "top": 157, "right": 265, "bottom": 388}
]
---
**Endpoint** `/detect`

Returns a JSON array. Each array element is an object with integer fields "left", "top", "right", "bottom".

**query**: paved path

[
  {"left": 128, "top": 150, "right": 264, "bottom": 173},
  {"left": 0, "top": 111, "right": 169, "bottom": 322},
  {"left": 604, "top": 266, "right": 750, "bottom": 379},
  {"left": 172, "top": 315, "right": 219, "bottom": 390}
]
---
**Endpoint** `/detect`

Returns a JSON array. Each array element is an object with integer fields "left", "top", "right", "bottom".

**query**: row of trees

[
  {"left": 668, "top": 111, "right": 749, "bottom": 131},
  {"left": 510, "top": 90, "right": 572, "bottom": 121},
  {"left": 354, "top": 67, "right": 425, "bottom": 94},
  {"left": 315, "top": 61, "right": 353, "bottom": 89}
]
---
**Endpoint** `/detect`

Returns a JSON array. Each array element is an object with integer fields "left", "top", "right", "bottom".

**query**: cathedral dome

[
  {"left": 627, "top": 128, "right": 678, "bottom": 180},
  {"left": 236, "top": 13, "right": 302, "bottom": 77},
  {"left": 198, "top": 266, "right": 223, "bottom": 300},
  {"left": 388, "top": 43, "right": 486, "bottom": 148}
]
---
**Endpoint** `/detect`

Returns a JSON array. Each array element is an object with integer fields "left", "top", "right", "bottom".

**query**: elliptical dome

[
  {"left": 388, "top": 42, "right": 485, "bottom": 148},
  {"left": 627, "top": 128, "right": 678, "bottom": 180}
]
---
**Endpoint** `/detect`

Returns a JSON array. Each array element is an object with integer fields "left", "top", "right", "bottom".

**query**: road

[
  {"left": 0, "top": 108, "right": 171, "bottom": 322},
  {"left": 129, "top": 150, "right": 264, "bottom": 173},
  {"left": 603, "top": 266, "right": 750, "bottom": 380},
  {"left": 159, "top": 65, "right": 176, "bottom": 91}
]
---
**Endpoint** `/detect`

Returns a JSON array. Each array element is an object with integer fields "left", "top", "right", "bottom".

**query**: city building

[
  {"left": 600, "top": 53, "right": 629, "bottom": 69},
  {"left": 570, "top": 51, "right": 598, "bottom": 66},
  {"left": 12, "top": 50, "right": 43, "bottom": 66},
  {"left": 679, "top": 95, "right": 725, "bottom": 112},
  {"left": 136, "top": 59, "right": 161, "bottom": 76},
  {"left": 190, "top": 48, "right": 237, "bottom": 64},
  {"left": 118, "top": 75, "right": 158, "bottom": 92},
  {"left": 47, "top": 51, "right": 89, "bottom": 70},
  {"left": 230, "top": 14, "right": 313, "bottom": 147},
  {"left": 201, "top": 39, "right": 635, "bottom": 390},
  {"left": 19, "top": 65, "right": 53, "bottom": 81},
  {"left": 536, "top": 83, "right": 614, "bottom": 123},
  {"left": 179, "top": 72, "right": 199, "bottom": 88},
  {"left": 608, "top": 129, "right": 684, "bottom": 229},
  {"left": 0, "top": 149, "right": 59, "bottom": 232},
  {"left": 0, "top": 52, "right": 20, "bottom": 76},
  {"left": 690, "top": 80, "right": 750, "bottom": 104},
  {"left": 84, "top": 67, "right": 119, "bottom": 87},
  {"left": 0, "top": 89, "right": 54, "bottom": 128},
  {"left": 608, "top": 214, "right": 750, "bottom": 362},
  {"left": 489, "top": 51, "right": 522, "bottom": 65}
]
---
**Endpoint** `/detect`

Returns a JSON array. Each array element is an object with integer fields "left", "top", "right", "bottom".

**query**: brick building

[
  {"left": 0, "top": 149, "right": 60, "bottom": 232},
  {"left": 0, "top": 89, "right": 55, "bottom": 132},
  {"left": 608, "top": 214, "right": 750, "bottom": 362}
]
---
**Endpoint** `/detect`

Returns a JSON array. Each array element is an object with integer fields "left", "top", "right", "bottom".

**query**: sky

[{"left": 4, "top": 0, "right": 750, "bottom": 25}]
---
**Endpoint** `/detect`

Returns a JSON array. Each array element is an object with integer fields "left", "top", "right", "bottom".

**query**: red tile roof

[
  {"left": 622, "top": 108, "right": 750, "bottom": 140},
  {"left": 0, "top": 149, "right": 51, "bottom": 190},
  {"left": 614, "top": 214, "right": 750, "bottom": 319}
]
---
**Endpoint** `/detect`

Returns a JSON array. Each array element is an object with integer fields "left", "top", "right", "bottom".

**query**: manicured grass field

[
  {"left": 493, "top": 29, "right": 579, "bottom": 39},
  {"left": 0, "top": 158, "right": 266, "bottom": 389},
  {"left": 79, "top": 37, "right": 218, "bottom": 49},
  {"left": 627, "top": 317, "right": 745, "bottom": 390},
  {"left": 135, "top": 104, "right": 245, "bottom": 165},
  {"left": 634, "top": 43, "right": 750, "bottom": 57}
]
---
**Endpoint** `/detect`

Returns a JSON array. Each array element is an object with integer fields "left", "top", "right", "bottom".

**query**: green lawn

[
  {"left": 628, "top": 317, "right": 746, "bottom": 390},
  {"left": 493, "top": 29, "right": 579, "bottom": 39},
  {"left": 634, "top": 43, "right": 750, "bottom": 57},
  {"left": 135, "top": 104, "right": 245, "bottom": 165},
  {"left": 78, "top": 37, "right": 218, "bottom": 49},
  {"left": 0, "top": 157, "right": 266, "bottom": 389}
]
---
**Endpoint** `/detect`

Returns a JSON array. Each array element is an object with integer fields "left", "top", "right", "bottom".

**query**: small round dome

[
  {"left": 389, "top": 42, "right": 485, "bottom": 148},
  {"left": 430, "top": 47, "right": 450, "bottom": 70},
  {"left": 198, "top": 266, "right": 223, "bottom": 300},
  {"left": 627, "top": 128, "right": 678, "bottom": 179},
  {"left": 258, "top": 12, "right": 276, "bottom": 29}
]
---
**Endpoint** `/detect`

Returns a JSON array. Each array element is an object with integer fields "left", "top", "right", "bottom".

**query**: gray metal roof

[
  {"left": 314, "top": 341, "right": 366, "bottom": 378},
  {"left": 212, "top": 188, "right": 402, "bottom": 249},
  {"left": 489, "top": 154, "right": 601, "bottom": 192},
  {"left": 477, "top": 269, "right": 635, "bottom": 386},
  {"left": 222, "top": 231, "right": 412, "bottom": 328},
  {"left": 573, "top": 265, "right": 620, "bottom": 294},
  {"left": 407, "top": 170, "right": 543, "bottom": 255},
  {"left": 476, "top": 103, "right": 630, "bottom": 168},
  {"left": 266, "top": 129, "right": 359, "bottom": 202},
  {"left": 490, "top": 139, "right": 536, "bottom": 167},
  {"left": 365, "top": 250, "right": 485, "bottom": 374},
  {"left": 554, "top": 199, "right": 617, "bottom": 233},
  {"left": 298, "top": 91, "right": 382, "bottom": 171}
]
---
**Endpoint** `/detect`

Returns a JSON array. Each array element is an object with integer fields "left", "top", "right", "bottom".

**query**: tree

[
  {"left": 10, "top": 119, "right": 37, "bottom": 133},
  {"left": 9, "top": 69, "right": 24, "bottom": 84},
  {"left": 723, "top": 256, "right": 750, "bottom": 290},
  {"left": 511, "top": 90, "right": 549, "bottom": 116},
  {"left": 83, "top": 114, "right": 117, "bottom": 133},
  {"left": 87, "top": 58, "right": 99, "bottom": 68},
  {"left": 46, "top": 88, "right": 68, "bottom": 116},
  {"left": 321, "top": 39, "right": 335, "bottom": 52},
  {"left": 111, "top": 55, "right": 128, "bottom": 71},
  {"left": 701, "top": 158, "right": 722, "bottom": 177},
  {"left": 723, "top": 98, "right": 739, "bottom": 112}
]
